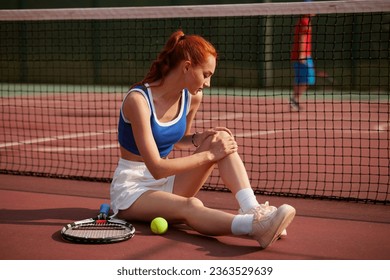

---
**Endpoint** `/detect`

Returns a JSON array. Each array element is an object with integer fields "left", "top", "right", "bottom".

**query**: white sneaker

[
  {"left": 250, "top": 204, "right": 296, "bottom": 249},
  {"left": 238, "top": 201, "right": 276, "bottom": 215},
  {"left": 290, "top": 97, "right": 301, "bottom": 112},
  {"left": 239, "top": 202, "right": 288, "bottom": 238}
]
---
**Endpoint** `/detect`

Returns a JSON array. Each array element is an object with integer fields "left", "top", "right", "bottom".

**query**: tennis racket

[{"left": 61, "top": 203, "right": 135, "bottom": 244}]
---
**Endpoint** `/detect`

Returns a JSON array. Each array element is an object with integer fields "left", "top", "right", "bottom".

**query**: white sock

[
  {"left": 235, "top": 188, "right": 259, "bottom": 213},
  {"left": 231, "top": 214, "right": 254, "bottom": 235}
]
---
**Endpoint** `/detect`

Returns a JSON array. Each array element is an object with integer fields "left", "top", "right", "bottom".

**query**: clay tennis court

[
  {"left": 0, "top": 174, "right": 389, "bottom": 260},
  {"left": 1, "top": 5, "right": 389, "bottom": 280},
  {"left": 1, "top": 93, "right": 389, "bottom": 260}
]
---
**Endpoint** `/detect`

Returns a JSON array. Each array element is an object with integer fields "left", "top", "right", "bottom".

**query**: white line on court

[
  {"left": 236, "top": 128, "right": 386, "bottom": 138},
  {"left": 0, "top": 129, "right": 117, "bottom": 148},
  {"left": 1, "top": 117, "right": 386, "bottom": 151},
  {"left": 32, "top": 143, "right": 118, "bottom": 152},
  {"left": 375, "top": 123, "right": 390, "bottom": 131},
  {"left": 194, "top": 113, "right": 243, "bottom": 124},
  {"left": 235, "top": 130, "right": 288, "bottom": 137}
]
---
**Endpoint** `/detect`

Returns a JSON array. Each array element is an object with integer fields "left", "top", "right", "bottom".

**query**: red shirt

[{"left": 291, "top": 16, "right": 312, "bottom": 61}]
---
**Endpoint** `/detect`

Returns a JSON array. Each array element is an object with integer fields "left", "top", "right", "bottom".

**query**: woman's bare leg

[
  {"left": 173, "top": 130, "right": 252, "bottom": 198},
  {"left": 117, "top": 190, "right": 234, "bottom": 236}
]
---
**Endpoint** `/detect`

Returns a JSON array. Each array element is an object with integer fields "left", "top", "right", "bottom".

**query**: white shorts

[{"left": 110, "top": 158, "right": 175, "bottom": 215}]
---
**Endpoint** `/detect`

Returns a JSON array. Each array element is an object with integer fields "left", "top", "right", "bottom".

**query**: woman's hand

[
  {"left": 195, "top": 128, "right": 237, "bottom": 162},
  {"left": 209, "top": 129, "right": 238, "bottom": 161},
  {"left": 193, "top": 127, "right": 234, "bottom": 147}
]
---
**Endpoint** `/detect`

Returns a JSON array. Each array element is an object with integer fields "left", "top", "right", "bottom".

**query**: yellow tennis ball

[{"left": 150, "top": 217, "right": 168, "bottom": 235}]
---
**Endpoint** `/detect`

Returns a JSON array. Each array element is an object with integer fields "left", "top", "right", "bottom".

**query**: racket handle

[{"left": 98, "top": 203, "right": 110, "bottom": 220}]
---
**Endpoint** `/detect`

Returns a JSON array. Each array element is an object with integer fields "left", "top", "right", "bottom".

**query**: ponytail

[{"left": 136, "top": 30, "right": 217, "bottom": 87}]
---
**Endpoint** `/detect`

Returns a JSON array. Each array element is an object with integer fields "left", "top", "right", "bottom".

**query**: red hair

[{"left": 138, "top": 30, "right": 217, "bottom": 86}]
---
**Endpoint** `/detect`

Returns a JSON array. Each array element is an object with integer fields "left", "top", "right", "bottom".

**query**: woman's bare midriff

[{"left": 120, "top": 146, "right": 144, "bottom": 162}]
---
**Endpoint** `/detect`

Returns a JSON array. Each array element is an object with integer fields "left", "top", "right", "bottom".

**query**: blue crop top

[{"left": 118, "top": 84, "right": 190, "bottom": 158}]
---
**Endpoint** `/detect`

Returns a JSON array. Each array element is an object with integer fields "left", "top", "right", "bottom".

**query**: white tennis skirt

[{"left": 110, "top": 158, "right": 175, "bottom": 215}]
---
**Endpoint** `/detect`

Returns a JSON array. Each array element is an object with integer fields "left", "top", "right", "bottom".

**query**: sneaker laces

[
  {"left": 255, "top": 201, "right": 277, "bottom": 215},
  {"left": 238, "top": 201, "right": 277, "bottom": 216},
  {"left": 249, "top": 202, "right": 288, "bottom": 238},
  {"left": 252, "top": 201, "right": 277, "bottom": 222},
  {"left": 259, "top": 201, "right": 277, "bottom": 214}
]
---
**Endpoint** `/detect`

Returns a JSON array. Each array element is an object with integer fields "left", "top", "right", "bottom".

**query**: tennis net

[{"left": 0, "top": 1, "right": 389, "bottom": 204}]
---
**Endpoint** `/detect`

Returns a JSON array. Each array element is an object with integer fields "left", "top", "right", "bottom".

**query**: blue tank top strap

[{"left": 118, "top": 84, "right": 190, "bottom": 158}]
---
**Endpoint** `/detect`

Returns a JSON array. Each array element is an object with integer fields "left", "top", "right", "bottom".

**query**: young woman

[{"left": 110, "top": 30, "right": 295, "bottom": 249}]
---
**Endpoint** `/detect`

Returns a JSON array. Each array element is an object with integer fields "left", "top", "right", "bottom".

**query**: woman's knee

[
  {"left": 180, "top": 197, "right": 204, "bottom": 223},
  {"left": 186, "top": 197, "right": 204, "bottom": 209},
  {"left": 203, "top": 130, "right": 234, "bottom": 146},
  {"left": 182, "top": 197, "right": 204, "bottom": 215},
  {"left": 217, "top": 130, "right": 233, "bottom": 139}
]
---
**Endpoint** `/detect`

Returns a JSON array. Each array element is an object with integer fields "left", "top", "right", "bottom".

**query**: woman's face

[{"left": 185, "top": 54, "right": 216, "bottom": 95}]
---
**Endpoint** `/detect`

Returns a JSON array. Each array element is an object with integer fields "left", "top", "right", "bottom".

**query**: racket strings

[{"left": 66, "top": 223, "right": 131, "bottom": 239}]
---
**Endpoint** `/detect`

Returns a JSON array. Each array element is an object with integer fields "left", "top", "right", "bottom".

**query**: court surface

[
  {"left": 2, "top": 90, "right": 389, "bottom": 203},
  {"left": 1, "top": 85, "right": 389, "bottom": 261},
  {"left": 1, "top": 173, "right": 389, "bottom": 260}
]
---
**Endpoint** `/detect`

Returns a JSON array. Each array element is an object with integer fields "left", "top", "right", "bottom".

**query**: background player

[{"left": 290, "top": 0, "right": 316, "bottom": 111}]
